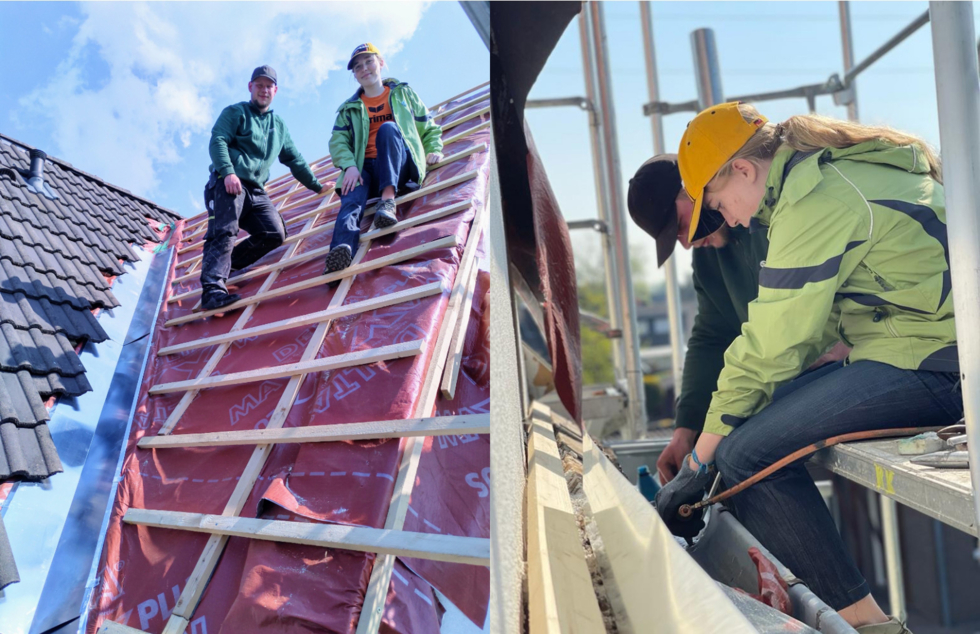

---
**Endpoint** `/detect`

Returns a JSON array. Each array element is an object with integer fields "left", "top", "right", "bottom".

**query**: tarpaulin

[{"left": 85, "top": 89, "right": 491, "bottom": 634}]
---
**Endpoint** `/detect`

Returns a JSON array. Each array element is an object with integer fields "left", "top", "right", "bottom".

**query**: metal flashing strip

[
  {"left": 0, "top": 245, "right": 168, "bottom": 634},
  {"left": 32, "top": 246, "right": 171, "bottom": 634}
]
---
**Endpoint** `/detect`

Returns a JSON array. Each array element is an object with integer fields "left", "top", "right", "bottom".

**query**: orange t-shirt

[{"left": 361, "top": 87, "right": 394, "bottom": 159}]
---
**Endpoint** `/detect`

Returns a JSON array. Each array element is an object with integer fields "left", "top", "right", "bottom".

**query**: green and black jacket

[{"left": 704, "top": 141, "right": 956, "bottom": 437}]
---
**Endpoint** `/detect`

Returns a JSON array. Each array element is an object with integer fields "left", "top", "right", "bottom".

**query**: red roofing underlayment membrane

[{"left": 86, "top": 88, "right": 490, "bottom": 633}]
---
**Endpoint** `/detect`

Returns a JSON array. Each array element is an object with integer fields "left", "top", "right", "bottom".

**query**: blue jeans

[
  {"left": 330, "top": 122, "right": 419, "bottom": 254},
  {"left": 715, "top": 360, "right": 962, "bottom": 610}
]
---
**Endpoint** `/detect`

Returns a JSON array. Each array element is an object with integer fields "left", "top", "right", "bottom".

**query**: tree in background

[{"left": 574, "top": 237, "right": 651, "bottom": 385}]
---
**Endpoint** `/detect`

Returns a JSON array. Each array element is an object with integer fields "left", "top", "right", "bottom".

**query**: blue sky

[
  {"left": 0, "top": 2, "right": 488, "bottom": 218},
  {"left": 525, "top": 1, "right": 976, "bottom": 289}
]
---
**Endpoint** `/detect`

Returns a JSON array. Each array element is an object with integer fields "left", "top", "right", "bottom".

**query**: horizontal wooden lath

[
  {"left": 164, "top": 234, "right": 459, "bottom": 327},
  {"left": 159, "top": 281, "right": 445, "bottom": 357},
  {"left": 138, "top": 413, "right": 489, "bottom": 448},
  {"left": 149, "top": 338, "right": 424, "bottom": 395},
  {"left": 124, "top": 509, "right": 491, "bottom": 566}
]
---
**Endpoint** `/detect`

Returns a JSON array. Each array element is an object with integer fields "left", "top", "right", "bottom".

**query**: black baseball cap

[
  {"left": 627, "top": 154, "right": 725, "bottom": 267},
  {"left": 251, "top": 65, "right": 278, "bottom": 85}
]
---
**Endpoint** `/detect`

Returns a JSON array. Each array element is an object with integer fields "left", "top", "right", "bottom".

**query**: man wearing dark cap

[
  {"left": 628, "top": 154, "right": 768, "bottom": 483},
  {"left": 200, "top": 65, "right": 324, "bottom": 311}
]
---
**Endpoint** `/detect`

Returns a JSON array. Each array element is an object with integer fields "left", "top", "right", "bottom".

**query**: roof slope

[
  {"left": 86, "top": 84, "right": 491, "bottom": 633},
  {"left": 0, "top": 134, "right": 179, "bottom": 483}
]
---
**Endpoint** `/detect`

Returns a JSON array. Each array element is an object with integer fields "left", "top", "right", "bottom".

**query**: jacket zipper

[{"left": 860, "top": 261, "right": 893, "bottom": 291}]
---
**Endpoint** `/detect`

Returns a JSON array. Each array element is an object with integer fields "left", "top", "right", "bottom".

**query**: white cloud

[{"left": 20, "top": 1, "right": 429, "bottom": 196}]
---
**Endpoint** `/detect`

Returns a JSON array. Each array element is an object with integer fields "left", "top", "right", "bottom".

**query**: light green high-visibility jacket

[
  {"left": 328, "top": 78, "right": 443, "bottom": 194},
  {"left": 704, "top": 141, "right": 957, "bottom": 437}
]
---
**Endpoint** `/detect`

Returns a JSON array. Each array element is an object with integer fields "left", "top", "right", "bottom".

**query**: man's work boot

[
  {"left": 323, "top": 244, "right": 353, "bottom": 275},
  {"left": 373, "top": 198, "right": 398, "bottom": 229},
  {"left": 201, "top": 291, "right": 241, "bottom": 311},
  {"left": 856, "top": 618, "right": 913, "bottom": 634}
]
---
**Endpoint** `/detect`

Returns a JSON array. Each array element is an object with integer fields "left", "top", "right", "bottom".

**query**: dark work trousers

[
  {"left": 201, "top": 173, "right": 286, "bottom": 296},
  {"left": 715, "top": 360, "right": 962, "bottom": 610},
  {"left": 329, "top": 122, "right": 419, "bottom": 255}
]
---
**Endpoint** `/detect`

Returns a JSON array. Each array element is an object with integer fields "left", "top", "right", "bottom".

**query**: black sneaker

[
  {"left": 201, "top": 292, "right": 241, "bottom": 311},
  {"left": 374, "top": 199, "right": 398, "bottom": 229},
  {"left": 323, "top": 244, "right": 353, "bottom": 274}
]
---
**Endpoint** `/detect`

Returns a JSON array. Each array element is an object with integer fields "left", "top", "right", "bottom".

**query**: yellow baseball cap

[
  {"left": 348, "top": 43, "right": 381, "bottom": 70},
  {"left": 678, "top": 102, "right": 767, "bottom": 242}
]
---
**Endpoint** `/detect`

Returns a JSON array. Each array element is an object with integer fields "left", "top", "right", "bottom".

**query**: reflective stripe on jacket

[{"left": 704, "top": 141, "right": 956, "bottom": 437}]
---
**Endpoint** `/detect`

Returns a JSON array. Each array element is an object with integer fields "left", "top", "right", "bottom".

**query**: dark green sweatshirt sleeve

[
  {"left": 209, "top": 105, "right": 240, "bottom": 178},
  {"left": 673, "top": 261, "right": 742, "bottom": 432},
  {"left": 277, "top": 124, "right": 322, "bottom": 193}
]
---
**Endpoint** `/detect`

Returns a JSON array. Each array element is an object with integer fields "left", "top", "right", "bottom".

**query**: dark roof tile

[
  {"left": 0, "top": 422, "right": 62, "bottom": 480},
  {"left": 33, "top": 369, "right": 92, "bottom": 398},
  {"left": 0, "top": 133, "right": 178, "bottom": 489},
  {"left": 0, "top": 323, "right": 85, "bottom": 376},
  {"left": 0, "top": 370, "right": 48, "bottom": 425}
]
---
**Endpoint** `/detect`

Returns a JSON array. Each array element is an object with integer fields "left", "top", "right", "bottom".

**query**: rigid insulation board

[{"left": 86, "top": 89, "right": 491, "bottom": 634}]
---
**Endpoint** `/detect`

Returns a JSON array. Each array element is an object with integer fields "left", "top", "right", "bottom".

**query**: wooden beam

[
  {"left": 149, "top": 339, "right": 424, "bottom": 395},
  {"left": 440, "top": 105, "right": 490, "bottom": 132},
  {"left": 175, "top": 163, "right": 479, "bottom": 267},
  {"left": 432, "top": 94, "right": 489, "bottom": 122},
  {"left": 97, "top": 621, "right": 147, "bottom": 634},
  {"left": 579, "top": 417, "right": 758, "bottom": 633},
  {"left": 158, "top": 87, "right": 488, "bottom": 628},
  {"left": 138, "top": 414, "right": 489, "bottom": 449},
  {"left": 159, "top": 205, "right": 333, "bottom": 434},
  {"left": 440, "top": 258, "right": 481, "bottom": 399},
  {"left": 161, "top": 617, "right": 190, "bottom": 634},
  {"left": 429, "top": 81, "right": 489, "bottom": 111},
  {"left": 355, "top": 196, "right": 488, "bottom": 634},
  {"left": 124, "top": 509, "right": 490, "bottom": 567},
  {"left": 164, "top": 234, "right": 458, "bottom": 327},
  {"left": 443, "top": 120, "right": 491, "bottom": 147},
  {"left": 159, "top": 281, "right": 444, "bottom": 357},
  {"left": 169, "top": 198, "right": 471, "bottom": 295},
  {"left": 526, "top": 405, "right": 605, "bottom": 634},
  {"left": 165, "top": 232, "right": 385, "bottom": 624}
]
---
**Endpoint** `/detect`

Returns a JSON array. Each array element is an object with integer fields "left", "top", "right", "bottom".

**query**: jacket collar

[
  {"left": 754, "top": 139, "right": 928, "bottom": 226},
  {"left": 755, "top": 146, "right": 822, "bottom": 225},
  {"left": 246, "top": 100, "right": 274, "bottom": 116},
  {"left": 341, "top": 78, "right": 405, "bottom": 107}
]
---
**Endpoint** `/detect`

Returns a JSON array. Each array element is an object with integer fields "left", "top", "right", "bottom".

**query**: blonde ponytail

[{"left": 712, "top": 103, "right": 942, "bottom": 185}]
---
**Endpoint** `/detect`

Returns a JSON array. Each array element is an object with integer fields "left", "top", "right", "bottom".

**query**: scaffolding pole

[
  {"left": 640, "top": 1, "right": 686, "bottom": 397},
  {"left": 929, "top": 0, "right": 980, "bottom": 556},
  {"left": 579, "top": 10, "right": 627, "bottom": 393},
  {"left": 837, "top": 1, "right": 859, "bottom": 121},
  {"left": 584, "top": 2, "right": 647, "bottom": 437}
]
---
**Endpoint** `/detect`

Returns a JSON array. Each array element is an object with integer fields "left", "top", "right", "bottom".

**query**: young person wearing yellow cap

[
  {"left": 655, "top": 102, "right": 961, "bottom": 634},
  {"left": 628, "top": 156, "right": 847, "bottom": 484},
  {"left": 323, "top": 43, "right": 445, "bottom": 273}
]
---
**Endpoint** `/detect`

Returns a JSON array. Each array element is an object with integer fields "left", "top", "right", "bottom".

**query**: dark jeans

[
  {"left": 329, "top": 122, "right": 419, "bottom": 254},
  {"left": 715, "top": 360, "right": 962, "bottom": 610},
  {"left": 201, "top": 173, "right": 286, "bottom": 296}
]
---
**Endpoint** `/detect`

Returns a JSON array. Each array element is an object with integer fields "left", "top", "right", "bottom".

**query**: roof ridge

[{"left": 0, "top": 133, "right": 182, "bottom": 221}]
